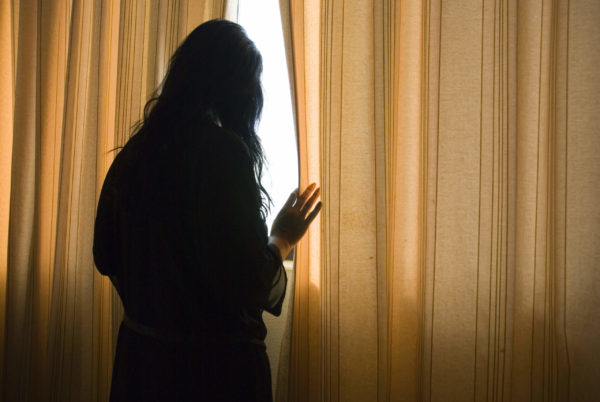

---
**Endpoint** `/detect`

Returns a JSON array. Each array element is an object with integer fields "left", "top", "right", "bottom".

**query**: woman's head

[
  {"left": 140, "top": 19, "right": 271, "bottom": 217},
  {"left": 155, "top": 19, "right": 263, "bottom": 133}
]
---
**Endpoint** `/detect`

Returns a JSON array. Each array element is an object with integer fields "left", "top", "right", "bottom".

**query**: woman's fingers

[
  {"left": 296, "top": 183, "right": 317, "bottom": 210},
  {"left": 305, "top": 201, "right": 322, "bottom": 225},
  {"left": 301, "top": 187, "right": 320, "bottom": 217}
]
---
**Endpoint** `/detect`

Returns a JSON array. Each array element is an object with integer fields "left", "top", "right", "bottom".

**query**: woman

[{"left": 93, "top": 19, "right": 321, "bottom": 401}]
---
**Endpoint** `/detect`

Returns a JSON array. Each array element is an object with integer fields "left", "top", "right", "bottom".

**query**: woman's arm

[{"left": 201, "top": 128, "right": 287, "bottom": 315}]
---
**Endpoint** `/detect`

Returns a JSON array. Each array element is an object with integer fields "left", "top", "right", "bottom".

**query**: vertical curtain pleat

[
  {"left": 387, "top": 1, "right": 422, "bottom": 400},
  {"left": 513, "top": 0, "right": 555, "bottom": 399},
  {"left": 3, "top": 1, "right": 43, "bottom": 400},
  {"left": 0, "top": 0, "right": 15, "bottom": 392},
  {"left": 285, "top": 0, "right": 322, "bottom": 400},
  {"left": 563, "top": 1, "right": 600, "bottom": 398}
]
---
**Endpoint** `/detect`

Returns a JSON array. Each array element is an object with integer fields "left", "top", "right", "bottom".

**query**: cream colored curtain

[
  {"left": 0, "top": 1, "right": 232, "bottom": 401},
  {"left": 282, "top": 0, "right": 600, "bottom": 401}
]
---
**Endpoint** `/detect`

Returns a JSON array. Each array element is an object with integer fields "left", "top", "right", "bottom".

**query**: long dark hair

[{"left": 133, "top": 19, "right": 272, "bottom": 219}]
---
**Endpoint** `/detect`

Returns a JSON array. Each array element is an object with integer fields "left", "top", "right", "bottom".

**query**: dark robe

[{"left": 93, "top": 118, "right": 286, "bottom": 402}]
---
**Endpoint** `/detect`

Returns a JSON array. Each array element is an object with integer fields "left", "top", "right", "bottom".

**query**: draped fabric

[
  {"left": 0, "top": 1, "right": 234, "bottom": 401},
  {"left": 281, "top": 0, "right": 600, "bottom": 401}
]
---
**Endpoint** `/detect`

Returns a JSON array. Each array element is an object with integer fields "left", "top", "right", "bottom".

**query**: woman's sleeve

[{"left": 202, "top": 131, "right": 287, "bottom": 316}]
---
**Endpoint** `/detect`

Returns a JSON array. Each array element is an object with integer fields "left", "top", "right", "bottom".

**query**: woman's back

[{"left": 94, "top": 120, "right": 285, "bottom": 401}]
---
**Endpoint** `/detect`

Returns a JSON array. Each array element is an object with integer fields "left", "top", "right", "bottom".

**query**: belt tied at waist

[{"left": 122, "top": 313, "right": 266, "bottom": 348}]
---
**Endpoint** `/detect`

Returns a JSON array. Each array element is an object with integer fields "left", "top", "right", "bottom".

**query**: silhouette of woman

[{"left": 93, "top": 19, "right": 321, "bottom": 402}]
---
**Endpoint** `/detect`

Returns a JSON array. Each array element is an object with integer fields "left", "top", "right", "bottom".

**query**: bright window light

[{"left": 238, "top": 0, "right": 298, "bottom": 239}]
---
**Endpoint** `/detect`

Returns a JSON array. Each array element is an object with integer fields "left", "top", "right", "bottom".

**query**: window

[
  {"left": 238, "top": 4, "right": 296, "bottom": 388},
  {"left": 238, "top": 1, "right": 298, "bottom": 262}
]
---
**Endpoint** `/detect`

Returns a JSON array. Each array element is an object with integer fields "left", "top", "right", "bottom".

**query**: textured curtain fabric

[
  {"left": 281, "top": 0, "right": 600, "bottom": 401},
  {"left": 0, "top": 1, "right": 232, "bottom": 401}
]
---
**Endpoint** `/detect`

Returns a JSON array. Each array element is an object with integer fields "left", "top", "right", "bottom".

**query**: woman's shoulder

[
  {"left": 108, "top": 132, "right": 146, "bottom": 176},
  {"left": 109, "top": 120, "right": 251, "bottom": 175}
]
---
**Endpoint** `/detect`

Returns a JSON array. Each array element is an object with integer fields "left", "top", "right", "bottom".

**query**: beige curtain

[
  {"left": 0, "top": 1, "right": 233, "bottom": 401},
  {"left": 282, "top": 0, "right": 600, "bottom": 401}
]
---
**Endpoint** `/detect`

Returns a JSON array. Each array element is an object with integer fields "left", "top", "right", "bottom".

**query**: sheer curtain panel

[{"left": 280, "top": 0, "right": 600, "bottom": 401}]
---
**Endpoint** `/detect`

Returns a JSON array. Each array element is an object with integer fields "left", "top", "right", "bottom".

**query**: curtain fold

[
  {"left": 283, "top": 0, "right": 600, "bottom": 401},
  {"left": 0, "top": 1, "right": 230, "bottom": 400},
  {"left": 0, "top": 0, "right": 15, "bottom": 389}
]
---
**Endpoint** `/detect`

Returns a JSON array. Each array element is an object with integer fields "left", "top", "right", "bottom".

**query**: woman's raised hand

[{"left": 269, "top": 183, "right": 322, "bottom": 258}]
